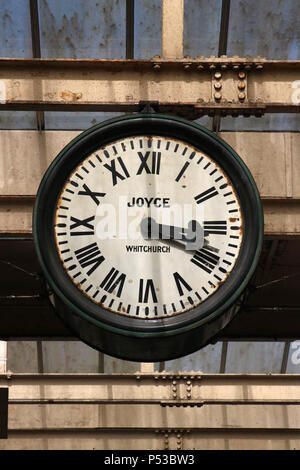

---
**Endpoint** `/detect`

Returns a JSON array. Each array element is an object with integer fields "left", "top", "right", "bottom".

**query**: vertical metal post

[
  {"left": 126, "top": 0, "right": 135, "bottom": 59},
  {"left": 162, "top": 0, "right": 184, "bottom": 58},
  {"left": 219, "top": 341, "right": 228, "bottom": 373},
  {"left": 29, "top": 0, "right": 45, "bottom": 131},
  {"left": 213, "top": 0, "right": 231, "bottom": 132},
  {"left": 37, "top": 341, "right": 44, "bottom": 373},
  {"left": 218, "top": 0, "right": 231, "bottom": 57},
  {"left": 280, "top": 341, "right": 291, "bottom": 374}
]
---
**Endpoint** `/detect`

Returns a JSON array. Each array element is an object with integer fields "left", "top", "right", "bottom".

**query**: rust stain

[{"left": 60, "top": 90, "right": 82, "bottom": 101}]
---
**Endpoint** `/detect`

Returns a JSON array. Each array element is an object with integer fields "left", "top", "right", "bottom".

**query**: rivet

[
  {"left": 256, "top": 64, "right": 263, "bottom": 70},
  {"left": 221, "top": 64, "right": 228, "bottom": 70},
  {"left": 238, "top": 92, "right": 246, "bottom": 100},
  {"left": 196, "top": 64, "right": 205, "bottom": 71},
  {"left": 233, "top": 64, "right": 239, "bottom": 70},
  {"left": 153, "top": 63, "right": 161, "bottom": 71},
  {"left": 238, "top": 71, "right": 246, "bottom": 79},
  {"left": 209, "top": 64, "right": 216, "bottom": 70},
  {"left": 184, "top": 63, "right": 192, "bottom": 70},
  {"left": 238, "top": 81, "right": 245, "bottom": 90},
  {"left": 214, "top": 82, "right": 222, "bottom": 90},
  {"left": 214, "top": 92, "right": 222, "bottom": 100},
  {"left": 214, "top": 71, "right": 222, "bottom": 79}
]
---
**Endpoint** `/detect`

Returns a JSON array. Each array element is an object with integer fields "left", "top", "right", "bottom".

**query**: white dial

[{"left": 54, "top": 135, "right": 243, "bottom": 319}]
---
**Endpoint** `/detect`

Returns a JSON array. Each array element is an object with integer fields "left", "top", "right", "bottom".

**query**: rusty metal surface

[
  {"left": 38, "top": 0, "right": 126, "bottom": 59},
  {"left": 0, "top": 58, "right": 299, "bottom": 118}
]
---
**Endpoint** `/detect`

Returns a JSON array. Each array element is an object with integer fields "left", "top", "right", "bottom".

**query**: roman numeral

[
  {"left": 100, "top": 267, "right": 126, "bottom": 298},
  {"left": 191, "top": 246, "right": 220, "bottom": 274},
  {"left": 195, "top": 187, "right": 219, "bottom": 204},
  {"left": 74, "top": 242, "right": 104, "bottom": 276},
  {"left": 78, "top": 183, "right": 106, "bottom": 205},
  {"left": 136, "top": 151, "right": 161, "bottom": 175},
  {"left": 204, "top": 220, "right": 227, "bottom": 235},
  {"left": 173, "top": 272, "right": 192, "bottom": 296},
  {"left": 103, "top": 157, "right": 130, "bottom": 186},
  {"left": 70, "top": 215, "right": 95, "bottom": 236},
  {"left": 138, "top": 279, "right": 158, "bottom": 303}
]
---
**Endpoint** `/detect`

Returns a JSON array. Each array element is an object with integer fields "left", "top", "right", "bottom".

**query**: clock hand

[{"left": 140, "top": 217, "right": 205, "bottom": 251}]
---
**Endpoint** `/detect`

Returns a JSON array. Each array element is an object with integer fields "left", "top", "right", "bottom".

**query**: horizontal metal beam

[
  {"left": 2, "top": 427, "right": 300, "bottom": 450},
  {"left": 2, "top": 374, "right": 300, "bottom": 451},
  {"left": 0, "top": 131, "right": 299, "bottom": 235},
  {"left": 2, "top": 372, "right": 300, "bottom": 403},
  {"left": 0, "top": 58, "right": 299, "bottom": 117}
]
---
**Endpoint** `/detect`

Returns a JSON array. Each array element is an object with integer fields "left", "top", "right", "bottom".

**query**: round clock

[{"left": 33, "top": 114, "right": 263, "bottom": 362}]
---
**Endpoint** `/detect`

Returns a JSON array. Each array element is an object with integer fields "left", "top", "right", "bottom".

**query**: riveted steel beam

[{"left": 0, "top": 58, "right": 299, "bottom": 117}]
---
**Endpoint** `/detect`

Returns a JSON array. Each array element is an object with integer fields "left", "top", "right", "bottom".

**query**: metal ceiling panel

[
  {"left": 0, "top": 1, "right": 34, "bottom": 128},
  {"left": 183, "top": 0, "right": 222, "bottom": 57},
  {"left": 161, "top": 342, "right": 223, "bottom": 373},
  {"left": 286, "top": 341, "right": 300, "bottom": 373},
  {"left": 225, "top": 341, "right": 286, "bottom": 374},
  {"left": 38, "top": 0, "right": 126, "bottom": 59},
  {"left": 44, "top": 111, "right": 124, "bottom": 130},
  {"left": 227, "top": 0, "right": 300, "bottom": 59},
  {"left": 134, "top": 0, "right": 161, "bottom": 59},
  {"left": 0, "top": 111, "right": 36, "bottom": 130},
  {"left": 0, "top": 0, "right": 32, "bottom": 58},
  {"left": 220, "top": 114, "right": 300, "bottom": 132}
]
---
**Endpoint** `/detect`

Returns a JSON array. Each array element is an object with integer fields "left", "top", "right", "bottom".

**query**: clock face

[
  {"left": 54, "top": 135, "right": 242, "bottom": 320},
  {"left": 34, "top": 114, "right": 263, "bottom": 361}
]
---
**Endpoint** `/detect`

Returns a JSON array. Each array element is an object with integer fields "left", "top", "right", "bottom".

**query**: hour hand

[{"left": 140, "top": 217, "right": 204, "bottom": 251}]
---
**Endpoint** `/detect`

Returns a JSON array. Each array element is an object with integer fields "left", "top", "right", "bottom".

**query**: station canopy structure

[{"left": 0, "top": 0, "right": 300, "bottom": 374}]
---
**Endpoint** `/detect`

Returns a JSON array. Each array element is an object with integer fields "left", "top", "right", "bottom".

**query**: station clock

[{"left": 33, "top": 114, "right": 263, "bottom": 362}]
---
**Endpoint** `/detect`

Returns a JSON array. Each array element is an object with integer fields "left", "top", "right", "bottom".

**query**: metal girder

[
  {"left": 0, "top": 130, "right": 299, "bottom": 236},
  {"left": 1, "top": 373, "right": 300, "bottom": 450},
  {"left": 1, "top": 372, "right": 300, "bottom": 403},
  {"left": 162, "top": 0, "right": 184, "bottom": 59},
  {"left": 29, "top": 0, "right": 44, "bottom": 131},
  {"left": 0, "top": 58, "right": 299, "bottom": 118}
]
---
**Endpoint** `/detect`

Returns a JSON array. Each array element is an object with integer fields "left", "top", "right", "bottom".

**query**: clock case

[{"left": 33, "top": 114, "right": 263, "bottom": 362}]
